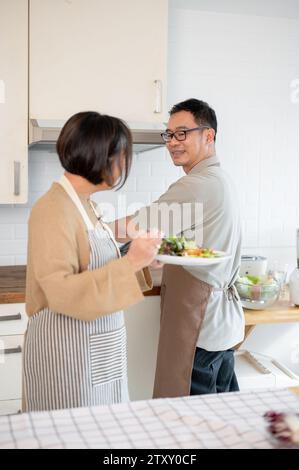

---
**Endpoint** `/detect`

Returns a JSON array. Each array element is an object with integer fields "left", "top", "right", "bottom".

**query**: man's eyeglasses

[{"left": 161, "top": 126, "right": 210, "bottom": 143}]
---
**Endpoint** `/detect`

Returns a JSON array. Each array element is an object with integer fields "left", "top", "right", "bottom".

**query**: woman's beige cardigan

[{"left": 25, "top": 183, "right": 152, "bottom": 320}]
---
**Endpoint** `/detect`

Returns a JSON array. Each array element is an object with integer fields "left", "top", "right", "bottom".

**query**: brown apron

[{"left": 153, "top": 265, "right": 212, "bottom": 398}]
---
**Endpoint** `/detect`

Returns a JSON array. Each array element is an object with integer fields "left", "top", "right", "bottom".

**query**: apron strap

[
  {"left": 58, "top": 175, "right": 121, "bottom": 258},
  {"left": 58, "top": 175, "right": 94, "bottom": 231},
  {"left": 212, "top": 284, "right": 240, "bottom": 302}
]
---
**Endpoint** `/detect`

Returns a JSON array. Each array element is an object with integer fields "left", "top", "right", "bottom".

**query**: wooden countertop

[
  {"left": 244, "top": 299, "right": 299, "bottom": 325},
  {"left": 0, "top": 266, "right": 162, "bottom": 303},
  {"left": 1, "top": 266, "right": 299, "bottom": 328},
  {"left": 0, "top": 265, "right": 162, "bottom": 304},
  {"left": 0, "top": 266, "right": 26, "bottom": 304},
  {"left": 290, "top": 386, "right": 299, "bottom": 396}
]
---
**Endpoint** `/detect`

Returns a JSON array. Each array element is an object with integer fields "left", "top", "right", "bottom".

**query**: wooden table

[{"left": 237, "top": 299, "right": 299, "bottom": 347}]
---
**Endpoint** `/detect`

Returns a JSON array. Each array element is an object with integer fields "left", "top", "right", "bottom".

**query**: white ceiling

[{"left": 170, "top": 0, "right": 299, "bottom": 19}]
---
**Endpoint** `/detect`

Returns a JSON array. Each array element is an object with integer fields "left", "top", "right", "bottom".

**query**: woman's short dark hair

[
  {"left": 170, "top": 98, "right": 217, "bottom": 141},
  {"left": 56, "top": 111, "right": 133, "bottom": 189}
]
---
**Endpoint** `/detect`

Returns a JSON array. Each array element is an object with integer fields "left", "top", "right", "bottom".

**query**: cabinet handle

[
  {"left": 154, "top": 79, "right": 162, "bottom": 113},
  {"left": 14, "top": 161, "right": 21, "bottom": 196},
  {"left": 0, "top": 313, "right": 22, "bottom": 322},
  {"left": 0, "top": 346, "right": 22, "bottom": 355}
]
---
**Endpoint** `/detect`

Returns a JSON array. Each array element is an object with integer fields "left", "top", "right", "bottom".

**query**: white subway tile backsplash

[
  {"left": 150, "top": 192, "right": 163, "bottom": 203},
  {"left": 165, "top": 176, "right": 182, "bottom": 189},
  {"left": 122, "top": 176, "right": 136, "bottom": 192},
  {"left": 0, "top": 256, "right": 15, "bottom": 266},
  {"left": 0, "top": 207, "right": 30, "bottom": 224},
  {"left": 241, "top": 219, "right": 259, "bottom": 247},
  {"left": 141, "top": 147, "right": 167, "bottom": 162},
  {"left": 26, "top": 191, "right": 44, "bottom": 208},
  {"left": 0, "top": 240, "right": 27, "bottom": 256},
  {"left": 14, "top": 224, "right": 28, "bottom": 240},
  {"left": 44, "top": 156, "right": 62, "bottom": 172},
  {"left": 130, "top": 159, "right": 151, "bottom": 176},
  {"left": 124, "top": 192, "right": 151, "bottom": 214},
  {"left": 150, "top": 161, "right": 181, "bottom": 176},
  {"left": 136, "top": 177, "right": 167, "bottom": 192},
  {"left": 0, "top": 225, "right": 14, "bottom": 239},
  {"left": 15, "top": 255, "right": 27, "bottom": 265}
]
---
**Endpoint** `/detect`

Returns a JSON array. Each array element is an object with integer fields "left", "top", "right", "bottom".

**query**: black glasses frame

[{"left": 161, "top": 126, "right": 210, "bottom": 142}]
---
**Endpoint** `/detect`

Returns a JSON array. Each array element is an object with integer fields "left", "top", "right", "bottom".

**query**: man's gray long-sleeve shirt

[{"left": 135, "top": 155, "right": 245, "bottom": 351}]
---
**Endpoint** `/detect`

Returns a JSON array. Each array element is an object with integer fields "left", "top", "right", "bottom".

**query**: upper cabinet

[
  {"left": 0, "top": 0, "right": 28, "bottom": 203},
  {"left": 0, "top": 0, "right": 168, "bottom": 203},
  {"left": 29, "top": 0, "right": 168, "bottom": 125}
]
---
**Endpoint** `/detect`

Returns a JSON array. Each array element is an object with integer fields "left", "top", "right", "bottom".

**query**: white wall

[{"left": 168, "top": 7, "right": 299, "bottom": 264}]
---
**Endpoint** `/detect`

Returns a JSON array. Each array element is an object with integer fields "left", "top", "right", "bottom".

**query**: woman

[{"left": 23, "top": 111, "right": 161, "bottom": 412}]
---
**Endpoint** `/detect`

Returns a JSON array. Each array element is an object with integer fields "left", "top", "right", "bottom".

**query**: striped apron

[{"left": 23, "top": 176, "right": 129, "bottom": 412}]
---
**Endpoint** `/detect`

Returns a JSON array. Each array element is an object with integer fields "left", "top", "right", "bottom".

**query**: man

[{"left": 116, "top": 98, "right": 245, "bottom": 398}]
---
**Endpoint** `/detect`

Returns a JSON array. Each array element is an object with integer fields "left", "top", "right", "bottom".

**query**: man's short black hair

[
  {"left": 170, "top": 98, "right": 217, "bottom": 141},
  {"left": 56, "top": 111, "right": 132, "bottom": 189}
]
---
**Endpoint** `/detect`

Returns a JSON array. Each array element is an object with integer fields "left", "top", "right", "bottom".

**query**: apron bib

[
  {"left": 153, "top": 265, "right": 212, "bottom": 398},
  {"left": 23, "top": 175, "right": 129, "bottom": 411}
]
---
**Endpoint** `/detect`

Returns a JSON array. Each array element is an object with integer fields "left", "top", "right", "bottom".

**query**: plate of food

[{"left": 155, "top": 236, "right": 231, "bottom": 266}]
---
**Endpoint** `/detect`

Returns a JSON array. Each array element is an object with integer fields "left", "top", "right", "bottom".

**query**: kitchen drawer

[
  {"left": 0, "top": 335, "right": 23, "bottom": 401},
  {"left": 0, "top": 400, "right": 22, "bottom": 416},
  {"left": 0, "top": 304, "right": 27, "bottom": 336}
]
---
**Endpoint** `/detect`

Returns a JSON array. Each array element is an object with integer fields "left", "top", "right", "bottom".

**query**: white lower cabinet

[
  {"left": 0, "top": 304, "right": 27, "bottom": 416},
  {"left": 0, "top": 400, "right": 21, "bottom": 416},
  {"left": 0, "top": 304, "right": 27, "bottom": 336}
]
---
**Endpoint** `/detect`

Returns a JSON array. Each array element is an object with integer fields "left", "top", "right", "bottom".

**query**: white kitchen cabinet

[
  {"left": 0, "top": 336, "right": 23, "bottom": 401},
  {"left": 125, "top": 296, "right": 160, "bottom": 400},
  {"left": 0, "top": 303, "right": 27, "bottom": 416},
  {"left": 0, "top": 303, "right": 27, "bottom": 336},
  {"left": 29, "top": 0, "right": 168, "bottom": 125},
  {"left": 0, "top": 400, "right": 21, "bottom": 416},
  {"left": 0, "top": 0, "right": 28, "bottom": 203}
]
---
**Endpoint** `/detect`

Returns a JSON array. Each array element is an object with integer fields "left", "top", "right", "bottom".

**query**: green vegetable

[
  {"left": 246, "top": 275, "right": 261, "bottom": 285},
  {"left": 158, "top": 236, "right": 217, "bottom": 257}
]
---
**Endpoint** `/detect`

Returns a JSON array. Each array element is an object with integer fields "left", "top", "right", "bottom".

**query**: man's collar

[{"left": 188, "top": 155, "right": 220, "bottom": 174}]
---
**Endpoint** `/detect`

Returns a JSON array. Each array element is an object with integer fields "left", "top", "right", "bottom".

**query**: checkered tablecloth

[{"left": 0, "top": 388, "right": 298, "bottom": 449}]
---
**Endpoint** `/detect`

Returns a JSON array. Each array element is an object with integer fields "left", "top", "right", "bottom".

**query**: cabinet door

[
  {"left": 30, "top": 0, "right": 168, "bottom": 124},
  {"left": 0, "top": 335, "right": 23, "bottom": 401},
  {"left": 0, "top": 0, "right": 28, "bottom": 203},
  {"left": 0, "top": 399, "right": 22, "bottom": 416},
  {"left": 0, "top": 304, "right": 27, "bottom": 336}
]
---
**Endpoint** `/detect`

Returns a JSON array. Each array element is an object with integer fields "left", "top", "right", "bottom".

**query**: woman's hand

[
  {"left": 126, "top": 229, "right": 162, "bottom": 272},
  {"left": 149, "top": 260, "right": 164, "bottom": 269}
]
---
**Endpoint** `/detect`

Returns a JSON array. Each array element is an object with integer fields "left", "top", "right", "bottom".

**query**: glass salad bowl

[{"left": 235, "top": 274, "right": 281, "bottom": 310}]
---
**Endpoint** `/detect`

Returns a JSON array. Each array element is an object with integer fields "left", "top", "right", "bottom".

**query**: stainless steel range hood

[{"left": 29, "top": 119, "right": 165, "bottom": 154}]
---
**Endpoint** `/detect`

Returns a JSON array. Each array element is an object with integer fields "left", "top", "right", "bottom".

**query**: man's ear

[{"left": 206, "top": 128, "right": 215, "bottom": 144}]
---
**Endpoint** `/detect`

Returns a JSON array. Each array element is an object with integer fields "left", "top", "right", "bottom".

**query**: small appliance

[{"left": 239, "top": 255, "right": 268, "bottom": 277}]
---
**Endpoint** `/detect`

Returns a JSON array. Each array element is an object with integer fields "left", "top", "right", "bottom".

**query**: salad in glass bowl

[{"left": 235, "top": 274, "right": 280, "bottom": 310}]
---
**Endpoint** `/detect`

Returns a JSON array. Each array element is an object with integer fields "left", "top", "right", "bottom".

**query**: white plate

[{"left": 155, "top": 251, "right": 231, "bottom": 266}]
